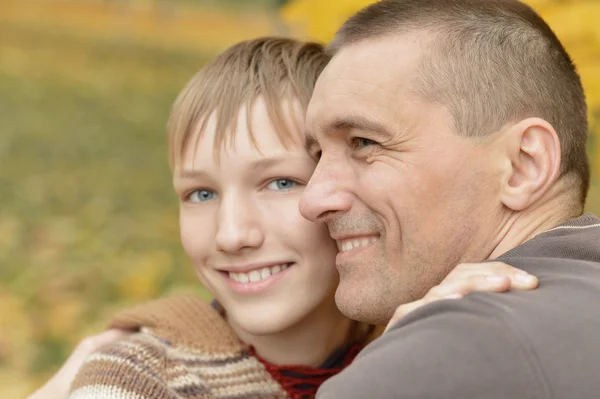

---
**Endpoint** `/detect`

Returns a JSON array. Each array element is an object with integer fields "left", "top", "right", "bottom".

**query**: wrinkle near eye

[{"left": 350, "top": 137, "right": 378, "bottom": 149}]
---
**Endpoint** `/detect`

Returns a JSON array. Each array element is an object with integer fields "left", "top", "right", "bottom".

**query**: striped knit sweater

[{"left": 68, "top": 295, "right": 378, "bottom": 399}]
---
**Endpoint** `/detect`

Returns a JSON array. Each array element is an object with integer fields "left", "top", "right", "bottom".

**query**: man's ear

[{"left": 499, "top": 118, "right": 561, "bottom": 211}]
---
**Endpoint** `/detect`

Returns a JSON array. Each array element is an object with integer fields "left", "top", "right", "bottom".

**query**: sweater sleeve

[
  {"left": 68, "top": 332, "right": 181, "bottom": 399},
  {"left": 316, "top": 294, "right": 551, "bottom": 399}
]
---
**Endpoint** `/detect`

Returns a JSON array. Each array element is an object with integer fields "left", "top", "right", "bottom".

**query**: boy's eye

[
  {"left": 189, "top": 190, "right": 217, "bottom": 203},
  {"left": 350, "top": 137, "right": 378, "bottom": 149},
  {"left": 266, "top": 179, "right": 297, "bottom": 191}
]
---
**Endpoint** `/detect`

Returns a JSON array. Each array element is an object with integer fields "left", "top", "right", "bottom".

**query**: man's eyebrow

[
  {"left": 304, "top": 116, "right": 392, "bottom": 152},
  {"left": 326, "top": 116, "right": 391, "bottom": 137}
]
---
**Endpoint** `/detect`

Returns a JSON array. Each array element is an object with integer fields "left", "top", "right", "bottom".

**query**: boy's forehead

[
  {"left": 170, "top": 95, "right": 308, "bottom": 170},
  {"left": 176, "top": 139, "right": 311, "bottom": 175},
  {"left": 179, "top": 112, "right": 305, "bottom": 168}
]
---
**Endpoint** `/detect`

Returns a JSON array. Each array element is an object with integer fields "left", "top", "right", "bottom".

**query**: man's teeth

[
  {"left": 229, "top": 264, "right": 289, "bottom": 284},
  {"left": 337, "top": 237, "right": 378, "bottom": 252}
]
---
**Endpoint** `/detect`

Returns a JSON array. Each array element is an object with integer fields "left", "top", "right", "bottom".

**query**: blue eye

[
  {"left": 188, "top": 190, "right": 216, "bottom": 203},
  {"left": 351, "top": 137, "right": 378, "bottom": 149},
  {"left": 266, "top": 179, "right": 297, "bottom": 191}
]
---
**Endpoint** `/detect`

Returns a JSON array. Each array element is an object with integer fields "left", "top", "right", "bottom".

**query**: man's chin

[{"left": 334, "top": 285, "right": 393, "bottom": 326}]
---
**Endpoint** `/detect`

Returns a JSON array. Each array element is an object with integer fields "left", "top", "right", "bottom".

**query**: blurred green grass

[{"left": 0, "top": 21, "right": 215, "bottom": 395}]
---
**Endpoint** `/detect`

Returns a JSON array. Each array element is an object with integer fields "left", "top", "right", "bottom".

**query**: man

[{"left": 300, "top": 0, "right": 600, "bottom": 397}]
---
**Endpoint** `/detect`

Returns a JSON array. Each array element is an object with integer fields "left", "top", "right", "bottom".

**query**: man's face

[{"left": 300, "top": 35, "right": 505, "bottom": 325}]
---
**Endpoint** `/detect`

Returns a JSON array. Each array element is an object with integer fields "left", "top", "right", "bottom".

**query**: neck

[
  {"left": 228, "top": 298, "right": 354, "bottom": 367},
  {"left": 487, "top": 187, "right": 580, "bottom": 259}
]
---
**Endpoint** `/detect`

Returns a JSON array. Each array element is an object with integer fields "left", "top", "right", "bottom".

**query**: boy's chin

[{"left": 227, "top": 304, "right": 308, "bottom": 336}]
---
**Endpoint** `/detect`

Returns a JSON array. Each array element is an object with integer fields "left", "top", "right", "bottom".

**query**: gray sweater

[{"left": 317, "top": 214, "right": 600, "bottom": 399}]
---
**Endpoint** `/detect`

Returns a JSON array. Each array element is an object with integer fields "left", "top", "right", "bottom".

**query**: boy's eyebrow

[
  {"left": 175, "top": 170, "right": 210, "bottom": 179},
  {"left": 175, "top": 155, "right": 306, "bottom": 179},
  {"left": 247, "top": 155, "right": 305, "bottom": 173}
]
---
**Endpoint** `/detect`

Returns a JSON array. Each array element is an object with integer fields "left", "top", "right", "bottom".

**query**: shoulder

[
  {"left": 69, "top": 296, "right": 246, "bottom": 399},
  {"left": 70, "top": 296, "right": 285, "bottom": 398},
  {"left": 318, "top": 295, "right": 551, "bottom": 399},
  {"left": 109, "top": 295, "right": 244, "bottom": 352}
]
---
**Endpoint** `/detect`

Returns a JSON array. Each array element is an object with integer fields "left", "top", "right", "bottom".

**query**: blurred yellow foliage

[
  {"left": 1, "top": 1, "right": 599, "bottom": 397},
  {"left": 0, "top": 0, "right": 274, "bottom": 53},
  {"left": 118, "top": 251, "right": 173, "bottom": 301},
  {"left": 0, "top": 213, "right": 21, "bottom": 255},
  {"left": 0, "top": 288, "right": 33, "bottom": 369},
  {"left": 281, "top": 0, "right": 372, "bottom": 42}
]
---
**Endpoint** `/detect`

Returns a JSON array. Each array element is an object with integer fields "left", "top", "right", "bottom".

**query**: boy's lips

[
  {"left": 216, "top": 260, "right": 294, "bottom": 274},
  {"left": 220, "top": 262, "right": 295, "bottom": 294},
  {"left": 225, "top": 263, "right": 293, "bottom": 284}
]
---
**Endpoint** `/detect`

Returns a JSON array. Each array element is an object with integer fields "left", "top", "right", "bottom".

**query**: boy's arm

[
  {"left": 67, "top": 331, "right": 181, "bottom": 399},
  {"left": 26, "top": 330, "right": 129, "bottom": 399}
]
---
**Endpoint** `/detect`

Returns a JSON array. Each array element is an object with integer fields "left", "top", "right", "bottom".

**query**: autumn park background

[{"left": 0, "top": 0, "right": 599, "bottom": 396}]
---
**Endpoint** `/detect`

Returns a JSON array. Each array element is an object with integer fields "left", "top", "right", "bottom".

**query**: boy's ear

[{"left": 499, "top": 118, "right": 561, "bottom": 211}]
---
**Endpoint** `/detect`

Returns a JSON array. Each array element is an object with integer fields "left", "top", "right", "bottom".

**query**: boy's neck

[{"left": 227, "top": 298, "right": 354, "bottom": 367}]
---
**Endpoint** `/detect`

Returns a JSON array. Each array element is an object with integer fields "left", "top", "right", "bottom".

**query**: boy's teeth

[
  {"left": 260, "top": 268, "right": 270, "bottom": 279},
  {"left": 248, "top": 270, "right": 261, "bottom": 282},
  {"left": 228, "top": 264, "right": 290, "bottom": 284},
  {"left": 271, "top": 265, "right": 282, "bottom": 274}
]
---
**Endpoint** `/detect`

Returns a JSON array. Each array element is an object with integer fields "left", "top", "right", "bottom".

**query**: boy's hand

[
  {"left": 27, "top": 329, "right": 130, "bottom": 399},
  {"left": 385, "top": 262, "right": 538, "bottom": 332}
]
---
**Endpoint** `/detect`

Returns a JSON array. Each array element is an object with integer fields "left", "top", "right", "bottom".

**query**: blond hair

[{"left": 168, "top": 37, "right": 328, "bottom": 167}]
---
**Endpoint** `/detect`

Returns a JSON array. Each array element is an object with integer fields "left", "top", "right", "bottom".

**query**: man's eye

[
  {"left": 188, "top": 190, "right": 217, "bottom": 203},
  {"left": 350, "top": 137, "right": 378, "bottom": 149},
  {"left": 266, "top": 179, "right": 297, "bottom": 191}
]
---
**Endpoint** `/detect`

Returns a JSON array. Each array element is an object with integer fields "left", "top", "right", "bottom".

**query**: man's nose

[
  {"left": 215, "top": 195, "right": 264, "bottom": 254},
  {"left": 299, "top": 156, "right": 353, "bottom": 223}
]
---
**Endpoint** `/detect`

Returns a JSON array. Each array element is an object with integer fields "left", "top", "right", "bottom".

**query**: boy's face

[{"left": 172, "top": 97, "right": 342, "bottom": 336}]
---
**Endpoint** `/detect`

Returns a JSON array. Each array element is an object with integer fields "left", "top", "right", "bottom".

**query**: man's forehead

[
  {"left": 309, "top": 37, "right": 424, "bottom": 113},
  {"left": 324, "top": 35, "right": 424, "bottom": 82},
  {"left": 307, "top": 65, "right": 382, "bottom": 133},
  {"left": 308, "top": 51, "right": 418, "bottom": 139}
]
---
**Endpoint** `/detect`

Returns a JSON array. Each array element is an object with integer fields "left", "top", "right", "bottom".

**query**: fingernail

[
  {"left": 486, "top": 275, "right": 507, "bottom": 284},
  {"left": 515, "top": 273, "right": 536, "bottom": 284}
]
